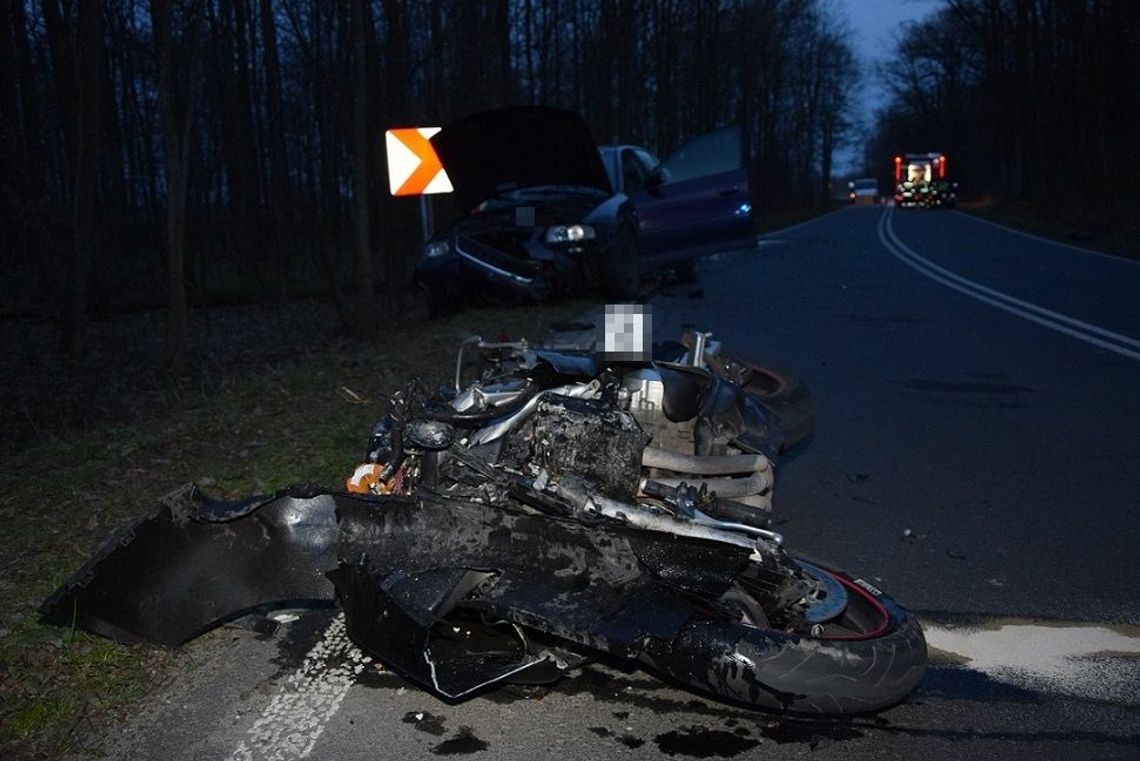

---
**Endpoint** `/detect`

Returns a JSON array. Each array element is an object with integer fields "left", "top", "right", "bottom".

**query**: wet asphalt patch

[
  {"left": 654, "top": 725, "right": 760, "bottom": 757},
  {"left": 431, "top": 726, "right": 489, "bottom": 755}
]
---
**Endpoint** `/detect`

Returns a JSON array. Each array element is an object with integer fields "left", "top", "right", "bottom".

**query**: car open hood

[{"left": 431, "top": 106, "right": 612, "bottom": 205}]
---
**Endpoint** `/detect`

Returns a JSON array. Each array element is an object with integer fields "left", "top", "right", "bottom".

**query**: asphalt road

[{"left": 102, "top": 206, "right": 1140, "bottom": 760}]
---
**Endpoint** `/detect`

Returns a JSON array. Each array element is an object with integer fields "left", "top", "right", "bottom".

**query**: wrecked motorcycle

[{"left": 42, "top": 326, "right": 925, "bottom": 715}]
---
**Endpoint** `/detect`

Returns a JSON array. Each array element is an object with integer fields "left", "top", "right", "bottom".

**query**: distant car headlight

[
  {"left": 424, "top": 240, "right": 450, "bottom": 259},
  {"left": 544, "top": 224, "right": 596, "bottom": 245}
]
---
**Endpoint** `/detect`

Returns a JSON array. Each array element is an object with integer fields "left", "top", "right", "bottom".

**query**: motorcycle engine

[{"left": 502, "top": 394, "right": 649, "bottom": 501}]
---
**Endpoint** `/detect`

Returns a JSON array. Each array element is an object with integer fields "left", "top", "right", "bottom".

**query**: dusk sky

[
  {"left": 833, "top": 0, "right": 941, "bottom": 173},
  {"left": 839, "top": 0, "right": 941, "bottom": 71}
]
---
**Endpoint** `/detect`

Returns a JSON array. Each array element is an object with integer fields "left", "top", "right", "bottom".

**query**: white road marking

[
  {"left": 229, "top": 613, "right": 369, "bottom": 761},
  {"left": 878, "top": 207, "right": 1140, "bottom": 362},
  {"left": 923, "top": 621, "right": 1140, "bottom": 704}
]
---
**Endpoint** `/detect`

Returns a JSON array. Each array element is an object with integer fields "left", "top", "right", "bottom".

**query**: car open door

[{"left": 629, "top": 126, "right": 755, "bottom": 267}]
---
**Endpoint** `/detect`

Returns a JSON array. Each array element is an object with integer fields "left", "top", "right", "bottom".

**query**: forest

[
  {"left": 2, "top": 0, "right": 1136, "bottom": 368},
  {"left": 1, "top": 0, "right": 857, "bottom": 364}
]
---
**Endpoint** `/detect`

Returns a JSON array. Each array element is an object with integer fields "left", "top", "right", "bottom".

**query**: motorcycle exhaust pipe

[
  {"left": 641, "top": 470, "right": 772, "bottom": 498},
  {"left": 641, "top": 446, "right": 770, "bottom": 476}
]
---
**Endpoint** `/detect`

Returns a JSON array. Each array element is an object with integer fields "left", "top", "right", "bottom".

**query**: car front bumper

[{"left": 416, "top": 234, "right": 595, "bottom": 303}]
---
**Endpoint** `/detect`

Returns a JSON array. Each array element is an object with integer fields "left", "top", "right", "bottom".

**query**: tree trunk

[
  {"left": 40, "top": 0, "right": 93, "bottom": 352},
  {"left": 349, "top": 0, "right": 375, "bottom": 339},
  {"left": 2, "top": 0, "right": 52, "bottom": 307},
  {"left": 260, "top": 0, "right": 289, "bottom": 297},
  {"left": 151, "top": 0, "right": 203, "bottom": 373},
  {"left": 210, "top": 0, "right": 258, "bottom": 287},
  {"left": 60, "top": 0, "right": 101, "bottom": 353}
]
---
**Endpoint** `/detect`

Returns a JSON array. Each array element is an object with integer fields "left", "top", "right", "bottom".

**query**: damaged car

[
  {"left": 415, "top": 106, "right": 756, "bottom": 305},
  {"left": 42, "top": 319, "right": 925, "bottom": 714}
]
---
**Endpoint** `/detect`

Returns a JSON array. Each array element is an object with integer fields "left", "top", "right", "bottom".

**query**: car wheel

[{"left": 601, "top": 227, "right": 640, "bottom": 300}]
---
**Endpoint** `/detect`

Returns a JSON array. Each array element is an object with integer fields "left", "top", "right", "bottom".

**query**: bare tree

[
  {"left": 348, "top": 0, "right": 375, "bottom": 339},
  {"left": 151, "top": 0, "right": 204, "bottom": 372},
  {"left": 260, "top": 0, "right": 290, "bottom": 296},
  {"left": 41, "top": 0, "right": 102, "bottom": 352},
  {"left": 1, "top": 0, "right": 54, "bottom": 312}
]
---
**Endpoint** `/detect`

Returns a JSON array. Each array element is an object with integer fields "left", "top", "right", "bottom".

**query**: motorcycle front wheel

[{"left": 640, "top": 558, "right": 927, "bottom": 714}]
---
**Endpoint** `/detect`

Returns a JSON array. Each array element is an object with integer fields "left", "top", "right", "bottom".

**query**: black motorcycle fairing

[
  {"left": 331, "top": 492, "right": 760, "bottom": 698},
  {"left": 334, "top": 494, "right": 751, "bottom": 652},
  {"left": 41, "top": 482, "right": 927, "bottom": 713},
  {"left": 40, "top": 487, "right": 341, "bottom": 646},
  {"left": 41, "top": 485, "right": 749, "bottom": 679},
  {"left": 328, "top": 562, "right": 561, "bottom": 699}
]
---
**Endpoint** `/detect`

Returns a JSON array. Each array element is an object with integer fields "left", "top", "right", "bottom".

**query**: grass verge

[
  {"left": 0, "top": 299, "right": 590, "bottom": 760},
  {"left": 959, "top": 196, "right": 1140, "bottom": 261}
]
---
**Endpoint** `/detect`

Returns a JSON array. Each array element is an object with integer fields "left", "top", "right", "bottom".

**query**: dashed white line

[{"left": 229, "top": 613, "right": 369, "bottom": 761}]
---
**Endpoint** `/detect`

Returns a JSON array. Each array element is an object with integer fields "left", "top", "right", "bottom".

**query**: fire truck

[{"left": 894, "top": 153, "right": 957, "bottom": 208}]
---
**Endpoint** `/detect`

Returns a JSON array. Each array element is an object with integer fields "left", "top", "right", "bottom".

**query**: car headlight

[
  {"left": 544, "top": 224, "right": 596, "bottom": 245},
  {"left": 424, "top": 240, "right": 450, "bottom": 259}
]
